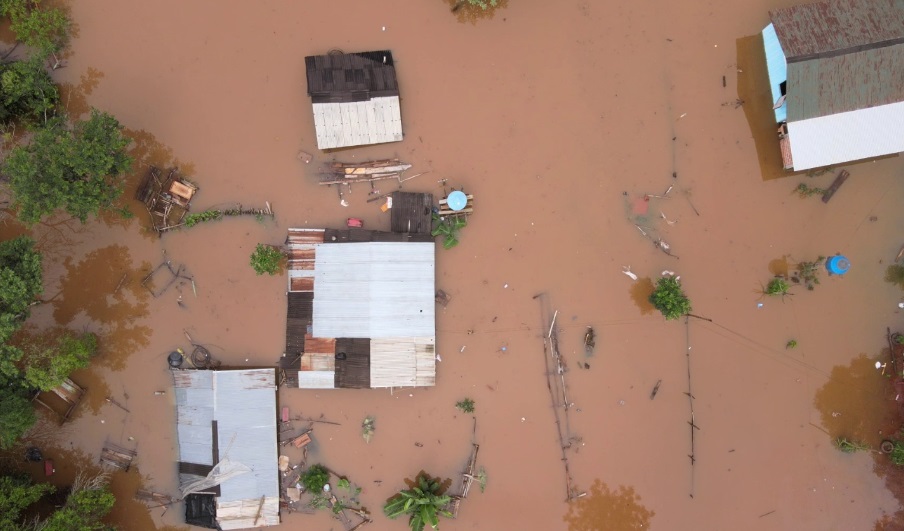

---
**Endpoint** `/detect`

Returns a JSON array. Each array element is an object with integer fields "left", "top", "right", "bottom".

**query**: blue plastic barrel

[
  {"left": 826, "top": 255, "right": 850, "bottom": 275},
  {"left": 447, "top": 191, "right": 467, "bottom": 211}
]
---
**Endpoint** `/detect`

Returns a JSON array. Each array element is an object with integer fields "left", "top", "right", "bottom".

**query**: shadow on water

[
  {"left": 51, "top": 245, "right": 152, "bottom": 371},
  {"left": 443, "top": 0, "right": 509, "bottom": 24},
  {"left": 58, "top": 67, "right": 104, "bottom": 120},
  {"left": 563, "top": 479, "right": 654, "bottom": 531},
  {"left": 735, "top": 35, "right": 807, "bottom": 182},
  {"left": 629, "top": 277, "right": 655, "bottom": 315},
  {"left": 813, "top": 353, "right": 898, "bottom": 447}
]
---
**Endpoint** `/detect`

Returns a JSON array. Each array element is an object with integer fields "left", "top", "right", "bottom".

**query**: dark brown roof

[
  {"left": 770, "top": 0, "right": 904, "bottom": 61},
  {"left": 335, "top": 338, "right": 370, "bottom": 389},
  {"left": 305, "top": 50, "right": 399, "bottom": 104},
  {"left": 390, "top": 192, "right": 434, "bottom": 235}
]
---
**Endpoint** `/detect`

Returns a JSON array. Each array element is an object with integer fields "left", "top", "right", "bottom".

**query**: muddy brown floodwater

[{"left": 4, "top": 0, "right": 904, "bottom": 530}]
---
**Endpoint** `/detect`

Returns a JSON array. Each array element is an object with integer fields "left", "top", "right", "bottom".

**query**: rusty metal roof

[
  {"left": 770, "top": 0, "right": 904, "bottom": 61},
  {"left": 787, "top": 43, "right": 904, "bottom": 120}
]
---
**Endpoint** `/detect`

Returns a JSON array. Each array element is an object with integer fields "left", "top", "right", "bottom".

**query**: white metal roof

[
  {"left": 786, "top": 100, "right": 904, "bottom": 170},
  {"left": 312, "top": 96, "right": 403, "bottom": 149},
  {"left": 173, "top": 369, "right": 280, "bottom": 528},
  {"left": 312, "top": 242, "right": 435, "bottom": 339}
]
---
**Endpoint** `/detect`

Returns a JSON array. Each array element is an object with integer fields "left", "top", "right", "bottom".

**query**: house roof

[
  {"left": 312, "top": 242, "right": 435, "bottom": 339},
  {"left": 787, "top": 43, "right": 904, "bottom": 121},
  {"left": 304, "top": 51, "right": 403, "bottom": 149},
  {"left": 173, "top": 369, "right": 279, "bottom": 529},
  {"left": 304, "top": 51, "right": 399, "bottom": 103},
  {"left": 770, "top": 0, "right": 904, "bottom": 61}
]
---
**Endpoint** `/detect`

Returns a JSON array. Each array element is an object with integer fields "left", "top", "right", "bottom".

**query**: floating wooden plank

[{"left": 821, "top": 169, "right": 850, "bottom": 203}]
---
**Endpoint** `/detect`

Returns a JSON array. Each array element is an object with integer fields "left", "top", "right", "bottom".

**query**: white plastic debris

[{"left": 622, "top": 266, "right": 638, "bottom": 281}]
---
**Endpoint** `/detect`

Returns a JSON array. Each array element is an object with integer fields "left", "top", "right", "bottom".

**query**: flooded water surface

[{"left": 7, "top": 0, "right": 904, "bottom": 529}]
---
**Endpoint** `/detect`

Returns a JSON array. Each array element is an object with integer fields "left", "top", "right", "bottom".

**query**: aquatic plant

[
  {"left": 183, "top": 209, "right": 222, "bottom": 227},
  {"left": 891, "top": 441, "right": 904, "bottom": 466},
  {"left": 794, "top": 183, "right": 826, "bottom": 198},
  {"left": 764, "top": 278, "right": 791, "bottom": 297},
  {"left": 834, "top": 437, "right": 869, "bottom": 453},
  {"left": 362, "top": 415, "right": 376, "bottom": 444},
  {"left": 302, "top": 464, "right": 330, "bottom": 493},
  {"left": 384, "top": 473, "right": 453, "bottom": 531},
  {"left": 249, "top": 244, "right": 284, "bottom": 276},
  {"left": 793, "top": 257, "right": 825, "bottom": 290},
  {"left": 886, "top": 265, "right": 904, "bottom": 290},
  {"left": 648, "top": 276, "right": 691, "bottom": 320},
  {"left": 455, "top": 398, "right": 475, "bottom": 414}
]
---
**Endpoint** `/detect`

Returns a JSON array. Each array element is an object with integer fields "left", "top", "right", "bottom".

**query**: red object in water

[
  {"left": 347, "top": 218, "right": 364, "bottom": 228},
  {"left": 44, "top": 459, "right": 55, "bottom": 477},
  {"left": 281, "top": 406, "right": 289, "bottom": 423}
]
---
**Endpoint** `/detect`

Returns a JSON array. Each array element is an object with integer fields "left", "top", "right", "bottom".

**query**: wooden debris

[
  {"left": 100, "top": 443, "right": 137, "bottom": 471},
  {"left": 650, "top": 380, "right": 662, "bottom": 400},
  {"left": 821, "top": 169, "right": 850, "bottom": 203},
  {"left": 318, "top": 159, "right": 413, "bottom": 185},
  {"left": 32, "top": 377, "right": 86, "bottom": 424}
]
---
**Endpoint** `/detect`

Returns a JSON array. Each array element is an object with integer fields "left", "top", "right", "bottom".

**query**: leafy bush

[
  {"left": 250, "top": 244, "right": 284, "bottom": 276},
  {"left": 648, "top": 276, "right": 691, "bottom": 320},
  {"left": 765, "top": 278, "right": 790, "bottom": 296},
  {"left": 302, "top": 464, "right": 329, "bottom": 493}
]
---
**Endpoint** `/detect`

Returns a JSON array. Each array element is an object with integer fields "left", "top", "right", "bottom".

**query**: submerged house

[
  {"left": 304, "top": 50, "right": 403, "bottom": 150},
  {"left": 762, "top": 0, "right": 904, "bottom": 171},
  {"left": 173, "top": 369, "right": 279, "bottom": 529},
  {"left": 283, "top": 222, "right": 435, "bottom": 389}
]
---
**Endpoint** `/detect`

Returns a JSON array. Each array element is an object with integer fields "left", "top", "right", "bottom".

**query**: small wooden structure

[
  {"left": 32, "top": 377, "right": 86, "bottom": 424},
  {"left": 135, "top": 167, "right": 198, "bottom": 234},
  {"left": 438, "top": 193, "right": 474, "bottom": 217},
  {"left": 100, "top": 442, "right": 137, "bottom": 471}
]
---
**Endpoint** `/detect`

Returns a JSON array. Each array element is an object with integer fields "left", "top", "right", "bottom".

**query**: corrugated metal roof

[
  {"left": 305, "top": 51, "right": 399, "bottom": 102},
  {"left": 786, "top": 100, "right": 904, "bottom": 169},
  {"left": 172, "top": 369, "right": 279, "bottom": 525},
  {"left": 312, "top": 242, "right": 435, "bottom": 339},
  {"left": 787, "top": 43, "right": 904, "bottom": 121},
  {"left": 312, "top": 96, "right": 403, "bottom": 149},
  {"left": 370, "top": 337, "right": 436, "bottom": 388},
  {"left": 762, "top": 24, "right": 789, "bottom": 122},
  {"left": 770, "top": 0, "right": 904, "bottom": 60}
]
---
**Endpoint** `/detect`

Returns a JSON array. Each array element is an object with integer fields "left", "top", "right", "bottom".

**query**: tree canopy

[
  {"left": 0, "top": 473, "right": 53, "bottom": 528},
  {"left": 21, "top": 331, "right": 97, "bottom": 391},
  {"left": 0, "top": 236, "right": 42, "bottom": 343},
  {"left": 4, "top": 109, "right": 133, "bottom": 223},
  {"left": 0, "top": 55, "right": 59, "bottom": 123},
  {"left": 0, "top": 383, "right": 36, "bottom": 449},
  {"left": 0, "top": 0, "right": 71, "bottom": 59}
]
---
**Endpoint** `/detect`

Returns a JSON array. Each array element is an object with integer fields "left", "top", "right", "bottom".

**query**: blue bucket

[{"left": 826, "top": 255, "right": 850, "bottom": 275}]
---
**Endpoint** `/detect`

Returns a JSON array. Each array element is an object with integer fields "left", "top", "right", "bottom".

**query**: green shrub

[{"left": 648, "top": 277, "right": 691, "bottom": 320}]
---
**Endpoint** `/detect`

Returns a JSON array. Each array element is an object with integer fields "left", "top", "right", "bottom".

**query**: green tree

[
  {"left": 21, "top": 331, "right": 97, "bottom": 391},
  {"left": 0, "top": 56, "right": 59, "bottom": 123},
  {"left": 384, "top": 474, "right": 453, "bottom": 531},
  {"left": 0, "top": 383, "right": 36, "bottom": 448},
  {"left": 0, "top": 0, "right": 71, "bottom": 59},
  {"left": 0, "top": 236, "right": 42, "bottom": 343},
  {"left": 648, "top": 276, "right": 691, "bottom": 320},
  {"left": 0, "top": 473, "right": 53, "bottom": 528},
  {"left": 3, "top": 109, "right": 133, "bottom": 223}
]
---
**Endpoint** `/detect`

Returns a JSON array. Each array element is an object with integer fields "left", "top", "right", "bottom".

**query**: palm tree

[{"left": 383, "top": 474, "right": 453, "bottom": 531}]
